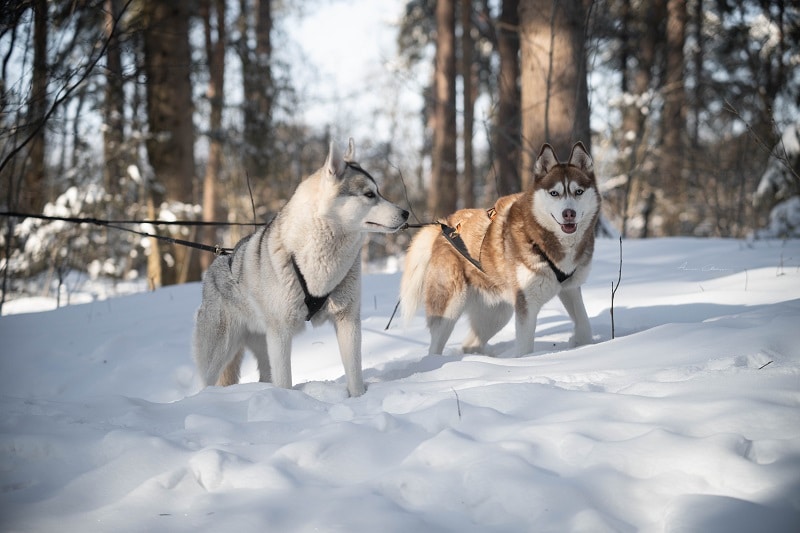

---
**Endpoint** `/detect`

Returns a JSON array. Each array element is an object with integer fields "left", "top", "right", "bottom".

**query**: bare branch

[{"left": 0, "top": 0, "right": 135, "bottom": 180}]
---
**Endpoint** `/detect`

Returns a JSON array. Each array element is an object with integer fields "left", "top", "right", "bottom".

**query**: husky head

[
  {"left": 531, "top": 142, "right": 599, "bottom": 236},
  {"left": 321, "top": 138, "right": 409, "bottom": 233}
]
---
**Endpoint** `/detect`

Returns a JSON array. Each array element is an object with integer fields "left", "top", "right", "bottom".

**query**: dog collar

[{"left": 291, "top": 256, "right": 330, "bottom": 321}]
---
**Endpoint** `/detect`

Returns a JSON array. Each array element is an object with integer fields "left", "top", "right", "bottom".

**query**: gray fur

[{"left": 193, "top": 139, "right": 409, "bottom": 396}]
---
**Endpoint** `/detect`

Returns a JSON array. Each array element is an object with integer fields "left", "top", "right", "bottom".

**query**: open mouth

[
  {"left": 552, "top": 214, "right": 578, "bottom": 234},
  {"left": 560, "top": 223, "right": 577, "bottom": 234}
]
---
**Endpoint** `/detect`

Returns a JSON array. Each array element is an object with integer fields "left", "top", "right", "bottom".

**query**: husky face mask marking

[
  {"left": 532, "top": 143, "right": 599, "bottom": 235},
  {"left": 322, "top": 141, "right": 409, "bottom": 233}
]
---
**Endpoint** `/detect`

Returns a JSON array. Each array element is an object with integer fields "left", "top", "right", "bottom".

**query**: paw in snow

[
  {"left": 568, "top": 333, "right": 594, "bottom": 348},
  {"left": 300, "top": 381, "right": 350, "bottom": 403}
]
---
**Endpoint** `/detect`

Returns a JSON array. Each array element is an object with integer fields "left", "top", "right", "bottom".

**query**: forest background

[{"left": 1, "top": 0, "right": 798, "bottom": 309}]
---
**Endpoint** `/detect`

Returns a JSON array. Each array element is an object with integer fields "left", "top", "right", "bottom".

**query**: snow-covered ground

[{"left": 1, "top": 238, "right": 799, "bottom": 532}]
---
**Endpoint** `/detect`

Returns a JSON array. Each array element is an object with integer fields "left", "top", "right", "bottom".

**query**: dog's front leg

[
  {"left": 333, "top": 311, "right": 365, "bottom": 397},
  {"left": 514, "top": 291, "right": 543, "bottom": 356},
  {"left": 266, "top": 327, "right": 293, "bottom": 389},
  {"left": 558, "top": 287, "right": 593, "bottom": 346}
]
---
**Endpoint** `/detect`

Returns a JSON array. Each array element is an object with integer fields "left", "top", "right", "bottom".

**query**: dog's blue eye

[
  {"left": 575, "top": 189, "right": 584, "bottom": 196},
  {"left": 549, "top": 190, "right": 559, "bottom": 197}
]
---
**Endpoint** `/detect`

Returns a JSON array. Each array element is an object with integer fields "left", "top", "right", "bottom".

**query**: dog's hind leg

[
  {"left": 245, "top": 331, "right": 271, "bottom": 383},
  {"left": 424, "top": 260, "right": 468, "bottom": 355},
  {"left": 463, "top": 299, "right": 513, "bottom": 354},
  {"left": 193, "top": 301, "right": 246, "bottom": 386},
  {"left": 558, "top": 287, "right": 593, "bottom": 346},
  {"left": 428, "top": 315, "right": 458, "bottom": 355},
  {"left": 217, "top": 350, "right": 244, "bottom": 386},
  {"left": 426, "top": 290, "right": 467, "bottom": 355}
]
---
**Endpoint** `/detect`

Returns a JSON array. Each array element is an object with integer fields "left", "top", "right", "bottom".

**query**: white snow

[{"left": 1, "top": 238, "right": 799, "bottom": 532}]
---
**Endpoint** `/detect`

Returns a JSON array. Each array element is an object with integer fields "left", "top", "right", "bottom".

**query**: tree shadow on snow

[
  {"left": 362, "top": 352, "right": 465, "bottom": 383},
  {"left": 591, "top": 301, "right": 789, "bottom": 341},
  {"left": 664, "top": 493, "right": 800, "bottom": 533}
]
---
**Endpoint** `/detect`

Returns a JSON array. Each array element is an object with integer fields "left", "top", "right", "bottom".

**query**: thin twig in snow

[
  {"left": 611, "top": 236, "right": 623, "bottom": 339},
  {"left": 452, "top": 388, "right": 462, "bottom": 420}
]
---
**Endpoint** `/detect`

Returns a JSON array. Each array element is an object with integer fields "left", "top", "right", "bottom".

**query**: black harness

[
  {"left": 532, "top": 243, "right": 573, "bottom": 283},
  {"left": 288, "top": 162, "right": 372, "bottom": 321},
  {"left": 439, "top": 210, "right": 574, "bottom": 284},
  {"left": 440, "top": 223, "right": 484, "bottom": 271},
  {"left": 257, "top": 162, "right": 377, "bottom": 322},
  {"left": 291, "top": 256, "right": 330, "bottom": 321}
]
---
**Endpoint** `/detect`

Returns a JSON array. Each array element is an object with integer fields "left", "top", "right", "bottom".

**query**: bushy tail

[{"left": 399, "top": 226, "right": 438, "bottom": 326}]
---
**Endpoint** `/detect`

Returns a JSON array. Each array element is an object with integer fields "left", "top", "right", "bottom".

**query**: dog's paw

[
  {"left": 348, "top": 383, "right": 366, "bottom": 398},
  {"left": 569, "top": 331, "right": 594, "bottom": 348},
  {"left": 462, "top": 343, "right": 486, "bottom": 355},
  {"left": 568, "top": 333, "right": 594, "bottom": 348}
]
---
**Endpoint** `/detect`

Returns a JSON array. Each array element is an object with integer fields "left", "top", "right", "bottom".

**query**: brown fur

[{"left": 401, "top": 142, "right": 599, "bottom": 356}]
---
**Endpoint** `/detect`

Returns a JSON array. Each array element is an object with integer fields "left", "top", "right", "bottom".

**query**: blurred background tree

[{"left": 1, "top": 0, "right": 798, "bottom": 308}]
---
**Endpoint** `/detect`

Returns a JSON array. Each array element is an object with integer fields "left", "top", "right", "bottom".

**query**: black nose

[
  {"left": 562, "top": 209, "right": 576, "bottom": 222},
  {"left": 401, "top": 209, "right": 410, "bottom": 220}
]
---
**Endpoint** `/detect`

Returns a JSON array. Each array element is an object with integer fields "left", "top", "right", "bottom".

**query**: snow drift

[{"left": 1, "top": 238, "right": 799, "bottom": 532}]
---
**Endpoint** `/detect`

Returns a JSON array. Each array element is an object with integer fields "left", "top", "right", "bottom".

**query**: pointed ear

[
  {"left": 325, "top": 141, "right": 346, "bottom": 178},
  {"left": 568, "top": 142, "right": 593, "bottom": 172},
  {"left": 344, "top": 138, "right": 356, "bottom": 162},
  {"left": 534, "top": 144, "right": 559, "bottom": 178}
]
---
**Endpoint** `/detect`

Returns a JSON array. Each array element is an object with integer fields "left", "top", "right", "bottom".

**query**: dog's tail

[{"left": 399, "top": 225, "right": 438, "bottom": 326}]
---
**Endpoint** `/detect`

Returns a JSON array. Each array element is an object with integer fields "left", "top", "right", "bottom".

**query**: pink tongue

[{"left": 561, "top": 223, "right": 577, "bottom": 234}]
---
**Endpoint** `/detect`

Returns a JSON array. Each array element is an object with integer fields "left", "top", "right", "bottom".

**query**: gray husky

[{"left": 193, "top": 139, "right": 409, "bottom": 396}]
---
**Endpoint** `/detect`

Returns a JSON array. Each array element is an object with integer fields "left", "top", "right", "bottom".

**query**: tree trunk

[
  {"left": 24, "top": 0, "right": 48, "bottom": 213},
  {"left": 619, "top": 0, "right": 658, "bottom": 155},
  {"left": 103, "top": 0, "right": 126, "bottom": 198},
  {"left": 495, "top": 0, "right": 521, "bottom": 195},
  {"left": 460, "top": 0, "right": 475, "bottom": 208},
  {"left": 518, "top": 0, "right": 591, "bottom": 188},
  {"left": 619, "top": 0, "right": 660, "bottom": 237},
  {"left": 662, "top": 0, "right": 687, "bottom": 233},
  {"left": 239, "top": 0, "right": 273, "bottom": 185},
  {"left": 142, "top": 0, "right": 199, "bottom": 284},
  {"left": 200, "top": 0, "right": 226, "bottom": 271},
  {"left": 690, "top": 0, "right": 703, "bottom": 149},
  {"left": 146, "top": 190, "right": 162, "bottom": 290},
  {"left": 429, "top": 0, "right": 458, "bottom": 217}
]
